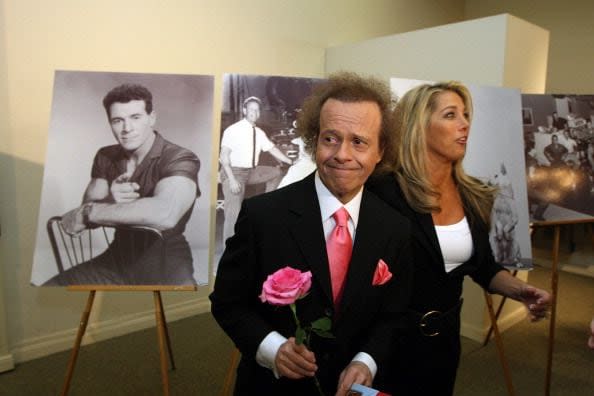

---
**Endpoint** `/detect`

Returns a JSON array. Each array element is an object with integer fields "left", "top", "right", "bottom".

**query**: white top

[
  {"left": 435, "top": 217, "right": 473, "bottom": 273},
  {"left": 220, "top": 118, "right": 274, "bottom": 167},
  {"left": 255, "top": 172, "right": 376, "bottom": 378}
]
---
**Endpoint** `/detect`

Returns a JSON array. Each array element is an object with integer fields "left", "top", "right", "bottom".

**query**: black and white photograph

[
  {"left": 391, "top": 78, "right": 532, "bottom": 269},
  {"left": 522, "top": 94, "right": 594, "bottom": 222},
  {"left": 214, "top": 74, "right": 324, "bottom": 269},
  {"left": 31, "top": 70, "right": 214, "bottom": 286}
]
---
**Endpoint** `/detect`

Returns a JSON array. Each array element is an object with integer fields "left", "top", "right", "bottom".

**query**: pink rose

[
  {"left": 259, "top": 266, "right": 312, "bottom": 306},
  {"left": 372, "top": 259, "right": 393, "bottom": 286}
]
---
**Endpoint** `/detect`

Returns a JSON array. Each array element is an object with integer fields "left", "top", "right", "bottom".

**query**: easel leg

[
  {"left": 154, "top": 291, "right": 170, "bottom": 396},
  {"left": 483, "top": 270, "right": 518, "bottom": 346},
  {"left": 484, "top": 291, "right": 516, "bottom": 396},
  {"left": 61, "top": 290, "right": 96, "bottom": 396},
  {"left": 156, "top": 291, "right": 176, "bottom": 370},
  {"left": 220, "top": 348, "right": 240, "bottom": 396},
  {"left": 545, "top": 225, "right": 561, "bottom": 396},
  {"left": 568, "top": 224, "right": 576, "bottom": 252}
]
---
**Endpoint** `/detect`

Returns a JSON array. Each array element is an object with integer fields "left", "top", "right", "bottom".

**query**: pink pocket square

[{"left": 372, "top": 259, "right": 393, "bottom": 286}]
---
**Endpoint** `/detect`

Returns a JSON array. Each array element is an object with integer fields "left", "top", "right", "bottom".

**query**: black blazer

[
  {"left": 366, "top": 174, "right": 504, "bottom": 313},
  {"left": 210, "top": 173, "right": 413, "bottom": 395}
]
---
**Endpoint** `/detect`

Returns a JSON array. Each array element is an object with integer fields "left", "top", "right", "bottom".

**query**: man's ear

[
  {"left": 149, "top": 111, "right": 157, "bottom": 127},
  {"left": 376, "top": 147, "right": 385, "bottom": 164}
]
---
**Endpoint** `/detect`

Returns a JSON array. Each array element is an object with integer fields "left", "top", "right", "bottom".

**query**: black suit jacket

[
  {"left": 210, "top": 173, "right": 412, "bottom": 395},
  {"left": 366, "top": 174, "right": 504, "bottom": 312},
  {"left": 366, "top": 174, "right": 505, "bottom": 396}
]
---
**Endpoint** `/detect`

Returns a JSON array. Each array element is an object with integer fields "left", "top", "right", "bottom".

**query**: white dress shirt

[{"left": 220, "top": 118, "right": 274, "bottom": 167}]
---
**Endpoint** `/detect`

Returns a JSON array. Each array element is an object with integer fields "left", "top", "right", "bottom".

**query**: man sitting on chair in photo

[{"left": 44, "top": 83, "right": 200, "bottom": 286}]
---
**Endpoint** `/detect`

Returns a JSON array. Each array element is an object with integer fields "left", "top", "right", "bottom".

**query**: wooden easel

[
  {"left": 220, "top": 348, "right": 240, "bottom": 396},
  {"left": 61, "top": 284, "right": 197, "bottom": 396},
  {"left": 483, "top": 289, "right": 517, "bottom": 396},
  {"left": 483, "top": 270, "right": 519, "bottom": 348},
  {"left": 530, "top": 218, "right": 594, "bottom": 396}
]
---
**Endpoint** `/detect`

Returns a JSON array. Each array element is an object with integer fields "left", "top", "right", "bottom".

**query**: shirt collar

[
  {"left": 241, "top": 118, "right": 257, "bottom": 128},
  {"left": 146, "top": 131, "right": 164, "bottom": 159},
  {"left": 314, "top": 171, "right": 362, "bottom": 227}
]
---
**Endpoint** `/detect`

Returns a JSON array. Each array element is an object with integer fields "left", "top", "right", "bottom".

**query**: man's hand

[
  {"left": 335, "top": 361, "right": 372, "bottom": 396},
  {"left": 60, "top": 206, "right": 86, "bottom": 235},
  {"left": 274, "top": 337, "right": 317, "bottom": 379},
  {"left": 519, "top": 284, "right": 551, "bottom": 321},
  {"left": 110, "top": 172, "right": 140, "bottom": 203},
  {"left": 228, "top": 177, "right": 242, "bottom": 194}
]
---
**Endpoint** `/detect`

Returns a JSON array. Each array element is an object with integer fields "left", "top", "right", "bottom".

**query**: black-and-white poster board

[
  {"left": 31, "top": 71, "right": 214, "bottom": 286},
  {"left": 522, "top": 94, "right": 594, "bottom": 222},
  {"left": 214, "top": 74, "right": 324, "bottom": 271}
]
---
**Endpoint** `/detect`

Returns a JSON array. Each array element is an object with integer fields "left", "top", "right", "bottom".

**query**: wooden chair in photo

[
  {"left": 47, "top": 216, "right": 168, "bottom": 278},
  {"left": 46, "top": 216, "right": 187, "bottom": 396}
]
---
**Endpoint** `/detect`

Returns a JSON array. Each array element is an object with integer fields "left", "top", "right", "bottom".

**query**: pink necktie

[{"left": 327, "top": 207, "right": 353, "bottom": 306}]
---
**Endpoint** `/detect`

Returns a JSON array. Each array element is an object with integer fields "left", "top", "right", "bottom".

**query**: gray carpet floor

[
  {"left": 1, "top": 227, "right": 593, "bottom": 395},
  {"left": 456, "top": 265, "right": 594, "bottom": 396}
]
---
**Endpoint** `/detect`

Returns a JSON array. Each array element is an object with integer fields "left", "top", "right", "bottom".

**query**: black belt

[{"left": 410, "top": 299, "right": 463, "bottom": 337}]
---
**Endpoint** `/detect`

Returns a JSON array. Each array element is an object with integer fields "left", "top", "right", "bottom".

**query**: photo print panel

[
  {"left": 31, "top": 70, "right": 214, "bottom": 286},
  {"left": 522, "top": 93, "right": 594, "bottom": 222},
  {"left": 214, "top": 74, "right": 325, "bottom": 272},
  {"left": 391, "top": 78, "right": 532, "bottom": 270}
]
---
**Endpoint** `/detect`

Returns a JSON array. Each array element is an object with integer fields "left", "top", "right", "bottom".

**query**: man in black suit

[{"left": 210, "top": 72, "right": 412, "bottom": 395}]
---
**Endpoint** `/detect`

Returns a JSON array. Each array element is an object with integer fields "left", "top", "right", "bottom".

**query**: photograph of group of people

[{"left": 522, "top": 94, "right": 594, "bottom": 221}]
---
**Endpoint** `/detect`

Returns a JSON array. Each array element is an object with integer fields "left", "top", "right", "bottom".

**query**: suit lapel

[
  {"left": 390, "top": 182, "right": 444, "bottom": 270},
  {"left": 287, "top": 174, "right": 334, "bottom": 305},
  {"left": 414, "top": 211, "right": 445, "bottom": 269},
  {"left": 337, "top": 190, "right": 385, "bottom": 317}
]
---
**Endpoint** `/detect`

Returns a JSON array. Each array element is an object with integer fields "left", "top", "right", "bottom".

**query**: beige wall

[
  {"left": 465, "top": 0, "right": 594, "bottom": 93},
  {"left": 0, "top": 0, "right": 465, "bottom": 364}
]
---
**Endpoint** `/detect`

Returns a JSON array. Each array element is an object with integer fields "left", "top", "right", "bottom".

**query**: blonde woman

[{"left": 368, "top": 81, "right": 550, "bottom": 395}]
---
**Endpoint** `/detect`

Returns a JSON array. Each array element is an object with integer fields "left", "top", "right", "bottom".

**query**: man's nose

[
  {"left": 334, "top": 142, "right": 352, "bottom": 162},
  {"left": 122, "top": 119, "right": 132, "bottom": 132}
]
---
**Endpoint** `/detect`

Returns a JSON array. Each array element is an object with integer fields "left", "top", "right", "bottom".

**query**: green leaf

[
  {"left": 311, "top": 317, "right": 334, "bottom": 339},
  {"left": 295, "top": 326, "right": 307, "bottom": 345},
  {"left": 311, "top": 317, "right": 332, "bottom": 332},
  {"left": 312, "top": 328, "right": 335, "bottom": 339}
]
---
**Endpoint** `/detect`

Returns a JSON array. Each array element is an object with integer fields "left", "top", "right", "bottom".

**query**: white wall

[
  {"left": 0, "top": 0, "right": 466, "bottom": 365},
  {"left": 326, "top": 15, "right": 509, "bottom": 86}
]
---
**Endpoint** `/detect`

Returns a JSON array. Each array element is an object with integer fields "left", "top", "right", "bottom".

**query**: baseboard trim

[
  {"left": 12, "top": 296, "right": 211, "bottom": 363},
  {"left": 461, "top": 306, "right": 526, "bottom": 342},
  {"left": 0, "top": 352, "right": 15, "bottom": 373}
]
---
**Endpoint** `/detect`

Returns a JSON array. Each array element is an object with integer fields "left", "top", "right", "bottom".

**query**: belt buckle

[{"left": 419, "top": 310, "right": 441, "bottom": 337}]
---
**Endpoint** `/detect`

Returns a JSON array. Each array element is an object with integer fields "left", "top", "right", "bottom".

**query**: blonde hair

[{"left": 392, "top": 81, "right": 496, "bottom": 226}]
